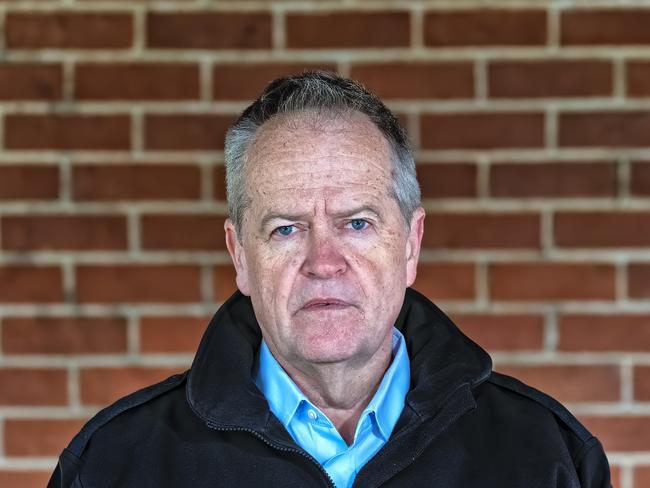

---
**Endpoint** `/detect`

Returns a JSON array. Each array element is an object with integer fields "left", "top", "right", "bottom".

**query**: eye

[
  {"left": 348, "top": 219, "right": 369, "bottom": 231},
  {"left": 272, "top": 225, "right": 296, "bottom": 237}
]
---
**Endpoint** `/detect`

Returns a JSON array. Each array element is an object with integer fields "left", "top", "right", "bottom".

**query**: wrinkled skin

[{"left": 224, "top": 111, "right": 424, "bottom": 417}]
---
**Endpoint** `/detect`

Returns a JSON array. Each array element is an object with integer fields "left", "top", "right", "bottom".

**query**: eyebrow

[
  {"left": 259, "top": 212, "right": 309, "bottom": 232},
  {"left": 259, "top": 205, "right": 384, "bottom": 232}
]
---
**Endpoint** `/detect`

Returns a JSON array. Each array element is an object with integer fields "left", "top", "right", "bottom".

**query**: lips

[{"left": 301, "top": 298, "right": 351, "bottom": 310}]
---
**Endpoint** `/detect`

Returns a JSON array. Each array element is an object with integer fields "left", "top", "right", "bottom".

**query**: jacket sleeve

[
  {"left": 47, "top": 448, "right": 84, "bottom": 488},
  {"left": 575, "top": 437, "right": 612, "bottom": 488}
]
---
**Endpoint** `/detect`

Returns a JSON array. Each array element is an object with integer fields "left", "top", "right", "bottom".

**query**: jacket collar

[{"left": 186, "top": 288, "right": 492, "bottom": 430}]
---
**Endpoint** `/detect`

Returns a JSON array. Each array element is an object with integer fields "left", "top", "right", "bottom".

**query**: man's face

[{"left": 225, "top": 111, "right": 424, "bottom": 370}]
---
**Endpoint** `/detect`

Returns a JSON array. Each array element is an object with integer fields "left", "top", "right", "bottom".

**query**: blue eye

[
  {"left": 274, "top": 225, "right": 295, "bottom": 237},
  {"left": 349, "top": 219, "right": 368, "bottom": 231}
]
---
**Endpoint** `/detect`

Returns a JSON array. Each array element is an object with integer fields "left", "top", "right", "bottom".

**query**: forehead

[{"left": 244, "top": 111, "right": 394, "bottom": 204}]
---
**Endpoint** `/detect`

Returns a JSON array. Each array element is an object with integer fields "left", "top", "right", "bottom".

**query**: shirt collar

[
  {"left": 255, "top": 340, "right": 306, "bottom": 427},
  {"left": 362, "top": 329, "right": 410, "bottom": 440},
  {"left": 254, "top": 328, "right": 410, "bottom": 442}
]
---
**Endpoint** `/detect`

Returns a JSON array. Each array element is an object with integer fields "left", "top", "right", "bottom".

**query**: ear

[
  {"left": 405, "top": 207, "right": 425, "bottom": 288},
  {"left": 224, "top": 218, "right": 251, "bottom": 296}
]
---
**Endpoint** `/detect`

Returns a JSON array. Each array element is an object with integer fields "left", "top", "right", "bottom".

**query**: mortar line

[
  {"left": 546, "top": 3, "right": 560, "bottom": 50},
  {"left": 200, "top": 159, "right": 214, "bottom": 202},
  {"left": 616, "top": 261, "right": 629, "bottom": 303},
  {"left": 543, "top": 309, "right": 558, "bottom": 353},
  {"left": 59, "top": 155, "right": 72, "bottom": 203},
  {"left": 410, "top": 4, "right": 424, "bottom": 49},
  {"left": 619, "top": 157, "right": 631, "bottom": 200},
  {"left": 474, "top": 58, "right": 488, "bottom": 103},
  {"left": 475, "top": 260, "right": 489, "bottom": 309},
  {"left": 272, "top": 5, "right": 286, "bottom": 51},
  {"left": 200, "top": 59, "right": 213, "bottom": 102},
  {"left": 622, "top": 358, "right": 634, "bottom": 406},
  {"left": 201, "top": 263, "right": 214, "bottom": 306},
  {"left": 68, "top": 364, "right": 80, "bottom": 409},
  {"left": 477, "top": 155, "right": 490, "bottom": 200},
  {"left": 127, "top": 313, "right": 140, "bottom": 357},
  {"left": 614, "top": 56, "right": 626, "bottom": 101}
]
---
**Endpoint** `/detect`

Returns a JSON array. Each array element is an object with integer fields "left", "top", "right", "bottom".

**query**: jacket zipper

[{"left": 205, "top": 421, "right": 337, "bottom": 488}]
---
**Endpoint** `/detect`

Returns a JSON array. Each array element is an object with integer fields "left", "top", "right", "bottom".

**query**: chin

[{"left": 292, "top": 326, "right": 372, "bottom": 365}]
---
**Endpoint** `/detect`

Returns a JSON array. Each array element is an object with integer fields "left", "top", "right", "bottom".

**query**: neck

[{"left": 273, "top": 334, "right": 394, "bottom": 445}]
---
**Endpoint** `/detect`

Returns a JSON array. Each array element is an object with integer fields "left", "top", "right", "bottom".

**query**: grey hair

[{"left": 224, "top": 70, "right": 421, "bottom": 237}]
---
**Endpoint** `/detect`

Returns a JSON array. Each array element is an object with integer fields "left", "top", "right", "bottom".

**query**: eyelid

[
  {"left": 270, "top": 222, "right": 304, "bottom": 238},
  {"left": 345, "top": 216, "right": 372, "bottom": 224},
  {"left": 344, "top": 218, "right": 372, "bottom": 230}
]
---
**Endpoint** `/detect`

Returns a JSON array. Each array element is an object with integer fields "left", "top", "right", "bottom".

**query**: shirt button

[{"left": 307, "top": 409, "right": 318, "bottom": 421}]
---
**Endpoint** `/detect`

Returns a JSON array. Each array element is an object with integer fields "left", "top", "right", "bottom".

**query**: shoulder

[
  {"left": 477, "top": 371, "right": 604, "bottom": 467},
  {"left": 486, "top": 370, "right": 593, "bottom": 442},
  {"left": 66, "top": 371, "right": 188, "bottom": 459}
]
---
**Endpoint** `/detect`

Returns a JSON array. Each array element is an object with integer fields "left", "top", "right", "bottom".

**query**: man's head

[
  {"left": 223, "top": 71, "right": 425, "bottom": 371},
  {"left": 225, "top": 71, "right": 421, "bottom": 238}
]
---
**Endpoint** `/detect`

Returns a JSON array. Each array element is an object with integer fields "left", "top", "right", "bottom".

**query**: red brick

[
  {"left": 73, "top": 164, "right": 200, "bottom": 201},
  {"left": 626, "top": 62, "right": 650, "bottom": 97},
  {"left": 562, "top": 10, "right": 650, "bottom": 46},
  {"left": 213, "top": 63, "right": 337, "bottom": 100},
  {"left": 0, "top": 368, "right": 67, "bottom": 405},
  {"left": 213, "top": 165, "right": 226, "bottom": 201},
  {"left": 629, "top": 264, "right": 650, "bottom": 299},
  {"left": 497, "top": 364, "right": 620, "bottom": 403},
  {"left": 559, "top": 315, "right": 650, "bottom": 352},
  {"left": 147, "top": 12, "right": 271, "bottom": 49},
  {"left": 0, "top": 63, "right": 62, "bottom": 100},
  {"left": 0, "top": 165, "right": 58, "bottom": 200},
  {"left": 6, "top": 12, "right": 133, "bottom": 49},
  {"left": 631, "top": 162, "right": 650, "bottom": 196},
  {"left": 490, "top": 162, "right": 617, "bottom": 198},
  {"left": 580, "top": 416, "right": 650, "bottom": 452},
  {"left": 80, "top": 367, "right": 181, "bottom": 405},
  {"left": 417, "top": 163, "right": 477, "bottom": 199},
  {"left": 287, "top": 11, "right": 409, "bottom": 49},
  {"left": 2, "top": 317, "right": 127, "bottom": 354},
  {"left": 213, "top": 264, "right": 237, "bottom": 303},
  {"left": 0, "top": 472, "right": 51, "bottom": 488},
  {"left": 0, "top": 266, "right": 63, "bottom": 303},
  {"left": 4, "top": 418, "right": 86, "bottom": 456},
  {"left": 141, "top": 214, "right": 226, "bottom": 250},
  {"left": 489, "top": 60, "right": 612, "bottom": 98},
  {"left": 1, "top": 215, "right": 127, "bottom": 251},
  {"left": 76, "top": 265, "right": 202, "bottom": 303},
  {"left": 140, "top": 316, "right": 208, "bottom": 353},
  {"left": 611, "top": 465, "right": 621, "bottom": 488},
  {"left": 145, "top": 114, "right": 233, "bottom": 150},
  {"left": 424, "top": 10, "right": 546, "bottom": 47},
  {"left": 555, "top": 212, "right": 650, "bottom": 248},
  {"left": 423, "top": 212, "right": 539, "bottom": 249},
  {"left": 633, "top": 366, "right": 650, "bottom": 400},
  {"left": 634, "top": 466, "right": 650, "bottom": 487},
  {"left": 451, "top": 313, "right": 544, "bottom": 351},
  {"left": 75, "top": 63, "right": 199, "bottom": 100},
  {"left": 350, "top": 62, "right": 473, "bottom": 99},
  {"left": 420, "top": 113, "right": 544, "bottom": 149},
  {"left": 413, "top": 263, "right": 475, "bottom": 300},
  {"left": 490, "top": 263, "right": 616, "bottom": 301},
  {"left": 5, "top": 114, "right": 131, "bottom": 150},
  {"left": 560, "top": 112, "right": 650, "bottom": 147}
]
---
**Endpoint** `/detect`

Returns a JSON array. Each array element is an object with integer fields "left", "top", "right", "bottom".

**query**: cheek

[
  {"left": 250, "top": 249, "right": 301, "bottom": 311},
  {"left": 348, "top": 241, "right": 407, "bottom": 291}
]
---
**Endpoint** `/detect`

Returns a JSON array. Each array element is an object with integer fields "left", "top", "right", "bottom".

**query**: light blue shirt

[{"left": 254, "top": 328, "right": 410, "bottom": 488}]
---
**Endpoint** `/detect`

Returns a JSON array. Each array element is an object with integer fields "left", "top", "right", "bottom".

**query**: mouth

[{"left": 301, "top": 298, "right": 352, "bottom": 311}]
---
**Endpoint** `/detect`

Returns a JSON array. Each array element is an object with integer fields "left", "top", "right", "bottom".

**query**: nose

[{"left": 300, "top": 227, "right": 347, "bottom": 279}]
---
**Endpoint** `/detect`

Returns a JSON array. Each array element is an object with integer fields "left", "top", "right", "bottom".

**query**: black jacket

[{"left": 49, "top": 288, "right": 612, "bottom": 487}]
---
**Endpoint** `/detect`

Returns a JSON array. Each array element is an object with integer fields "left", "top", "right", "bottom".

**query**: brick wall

[{"left": 0, "top": 1, "right": 649, "bottom": 486}]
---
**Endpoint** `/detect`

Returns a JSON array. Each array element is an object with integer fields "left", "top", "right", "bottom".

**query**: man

[{"left": 49, "top": 71, "right": 611, "bottom": 487}]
